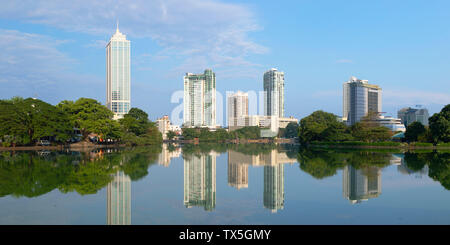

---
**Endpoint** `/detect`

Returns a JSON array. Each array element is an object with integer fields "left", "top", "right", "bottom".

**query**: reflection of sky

[{"left": 0, "top": 150, "right": 449, "bottom": 224}]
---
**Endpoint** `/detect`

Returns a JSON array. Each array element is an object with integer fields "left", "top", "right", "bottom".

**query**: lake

[{"left": 0, "top": 144, "right": 449, "bottom": 225}]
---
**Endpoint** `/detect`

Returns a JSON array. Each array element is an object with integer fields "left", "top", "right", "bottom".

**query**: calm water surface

[{"left": 0, "top": 144, "right": 449, "bottom": 225}]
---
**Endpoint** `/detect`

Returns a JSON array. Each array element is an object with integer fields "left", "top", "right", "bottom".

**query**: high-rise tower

[
  {"left": 264, "top": 68, "right": 285, "bottom": 117},
  {"left": 343, "top": 76, "right": 382, "bottom": 125},
  {"left": 183, "top": 69, "right": 216, "bottom": 128},
  {"left": 106, "top": 23, "right": 131, "bottom": 120}
]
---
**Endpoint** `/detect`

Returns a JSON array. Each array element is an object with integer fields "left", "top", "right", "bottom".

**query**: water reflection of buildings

[
  {"left": 343, "top": 165, "right": 382, "bottom": 204},
  {"left": 107, "top": 171, "right": 131, "bottom": 225},
  {"left": 228, "top": 149, "right": 296, "bottom": 213},
  {"left": 158, "top": 144, "right": 182, "bottom": 167},
  {"left": 184, "top": 152, "right": 217, "bottom": 211}
]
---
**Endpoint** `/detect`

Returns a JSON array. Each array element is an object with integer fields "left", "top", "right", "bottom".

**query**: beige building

[
  {"left": 156, "top": 115, "right": 181, "bottom": 140},
  {"left": 228, "top": 91, "right": 249, "bottom": 127}
]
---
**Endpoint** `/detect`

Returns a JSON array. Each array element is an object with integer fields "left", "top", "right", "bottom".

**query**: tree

[
  {"left": 120, "top": 108, "right": 151, "bottom": 136},
  {"left": 57, "top": 98, "right": 114, "bottom": 140},
  {"left": 284, "top": 122, "right": 299, "bottom": 138},
  {"left": 166, "top": 131, "right": 177, "bottom": 140},
  {"left": 405, "top": 121, "right": 426, "bottom": 142},
  {"left": 0, "top": 97, "right": 73, "bottom": 145},
  {"left": 298, "top": 110, "right": 351, "bottom": 144},
  {"left": 429, "top": 104, "right": 450, "bottom": 143}
]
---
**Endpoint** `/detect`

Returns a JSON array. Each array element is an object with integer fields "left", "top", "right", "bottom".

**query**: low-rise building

[
  {"left": 374, "top": 116, "right": 406, "bottom": 132},
  {"left": 156, "top": 115, "right": 181, "bottom": 140}
]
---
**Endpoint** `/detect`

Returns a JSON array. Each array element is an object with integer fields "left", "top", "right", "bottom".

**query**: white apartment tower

[
  {"left": 183, "top": 69, "right": 216, "bottom": 128},
  {"left": 106, "top": 23, "right": 131, "bottom": 120},
  {"left": 343, "top": 76, "right": 382, "bottom": 125},
  {"left": 264, "top": 68, "right": 285, "bottom": 117},
  {"left": 228, "top": 91, "right": 249, "bottom": 127}
]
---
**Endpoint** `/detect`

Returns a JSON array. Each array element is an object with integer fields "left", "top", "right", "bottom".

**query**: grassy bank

[{"left": 308, "top": 141, "right": 450, "bottom": 150}]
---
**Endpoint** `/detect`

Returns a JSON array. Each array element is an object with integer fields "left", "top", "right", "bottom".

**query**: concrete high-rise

[
  {"left": 183, "top": 69, "right": 216, "bottom": 128},
  {"left": 106, "top": 23, "right": 131, "bottom": 120},
  {"left": 228, "top": 91, "right": 249, "bottom": 127},
  {"left": 343, "top": 76, "right": 382, "bottom": 125},
  {"left": 264, "top": 68, "right": 285, "bottom": 117}
]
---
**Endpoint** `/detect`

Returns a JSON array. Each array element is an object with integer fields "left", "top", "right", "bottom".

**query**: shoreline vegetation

[{"left": 1, "top": 97, "right": 448, "bottom": 151}]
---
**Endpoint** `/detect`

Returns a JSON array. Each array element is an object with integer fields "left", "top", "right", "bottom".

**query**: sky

[{"left": 0, "top": 0, "right": 449, "bottom": 124}]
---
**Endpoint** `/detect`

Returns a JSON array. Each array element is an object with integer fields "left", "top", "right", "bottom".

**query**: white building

[
  {"left": 106, "top": 24, "right": 131, "bottom": 120},
  {"left": 264, "top": 68, "right": 285, "bottom": 117},
  {"left": 183, "top": 69, "right": 216, "bottom": 128},
  {"left": 375, "top": 116, "right": 406, "bottom": 132},
  {"left": 343, "top": 76, "right": 382, "bottom": 125},
  {"left": 228, "top": 91, "right": 249, "bottom": 127}
]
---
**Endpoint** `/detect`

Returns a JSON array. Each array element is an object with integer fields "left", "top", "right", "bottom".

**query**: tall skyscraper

[
  {"left": 343, "top": 76, "right": 382, "bottom": 125},
  {"left": 264, "top": 68, "right": 285, "bottom": 117},
  {"left": 183, "top": 69, "right": 216, "bottom": 128},
  {"left": 398, "top": 106, "right": 429, "bottom": 126},
  {"left": 107, "top": 171, "right": 131, "bottom": 225},
  {"left": 183, "top": 152, "right": 217, "bottom": 211},
  {"left": 106, "top": 23, "right": 131, "bottom": 120},
  {"left": 228, "top": 91, "right": 249, "bottom": 127},
  {"left": 342, "top": 165, "right": 381, "bottom": 204}
]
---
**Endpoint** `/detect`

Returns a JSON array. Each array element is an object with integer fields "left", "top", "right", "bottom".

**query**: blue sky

[{"left": 0, "top": 0, "right": 449, "bottom": 124}]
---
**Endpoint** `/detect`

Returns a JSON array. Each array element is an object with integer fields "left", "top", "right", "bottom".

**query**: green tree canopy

[
  {"left": 429, "top": 104, "right": 450, "bottom": 143},
  {"left": 0, "top": 97, "right": 73, "bottom": 145},
  {"left": 57, "top": 98, "right": 115, "bottom": 139},
  {"left": 405, "top": 121, "right": 426, "bottom": 142}
]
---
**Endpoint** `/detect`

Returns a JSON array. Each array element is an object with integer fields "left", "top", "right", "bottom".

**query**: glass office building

[
  {"left": 106, "top": 24, "right": 131, "bottom": 120},
  {"left": 343, "top": 76, "right": 382, "bottom": 125}
]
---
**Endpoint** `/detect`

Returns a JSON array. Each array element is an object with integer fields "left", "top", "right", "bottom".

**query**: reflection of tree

[
  {"left": 404, "top": 152, "right": 427, "bottom": 172},
  {"left": 297, "top": 149, "right": 392, "bottom": 179},
  {"left": 0, "top": 146, "right": 161, "bottom": 198},
  {"left": 297, "top": 149, "right": 346, "bottom": 179},
  {"left": 428, "top": 152, "right": 450, "bottom": 190}
]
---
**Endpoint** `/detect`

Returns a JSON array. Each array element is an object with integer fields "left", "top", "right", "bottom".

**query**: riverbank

[
  {"left": 0, "top": 141, "right": 124, "bottom": 151},
  {"left": 164, "top": 138, "right": 297, "bottom": 144},
  {"left": 308, "top": 141, "right": 450, "bottom": 150}
]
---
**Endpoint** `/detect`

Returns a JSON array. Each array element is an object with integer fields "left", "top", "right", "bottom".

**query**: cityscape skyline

[{"left": 1, "top": 0, "right": 449, "bottom": 121}]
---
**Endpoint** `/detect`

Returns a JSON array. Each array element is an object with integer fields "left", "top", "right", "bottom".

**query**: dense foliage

[
  {"left": 0, "top": 97, "right": 73, "bottom": 146},
  {"left": 0, "top": 97, "right": 161, "bottom": 146},
  {"left": 429, "top": 104, "right": 450, "bottom": 143}
]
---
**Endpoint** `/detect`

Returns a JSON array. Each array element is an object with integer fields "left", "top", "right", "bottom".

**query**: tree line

[
  {"left": 0, "top": 97, "right": 162, "bottom": 147},
  {"left": 298, "top": 104, "right": 450, "bottom": 145}
]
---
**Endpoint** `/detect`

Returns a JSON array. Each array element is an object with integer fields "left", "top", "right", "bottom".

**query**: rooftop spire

[{"left": 116, "top": 20, "right": 119, "bottom": 33}]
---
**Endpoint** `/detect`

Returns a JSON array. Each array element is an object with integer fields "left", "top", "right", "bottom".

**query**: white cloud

[{"left": 0, "top": 0, "right": 268, "bottom": 76}]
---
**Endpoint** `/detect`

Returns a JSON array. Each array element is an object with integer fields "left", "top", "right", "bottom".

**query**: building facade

[
  {"left": 398, "top": 107, "right": 429, "bottom": 126},
  {"left": 106, "top": 24, "right": 131, "bottom": 120},
  {"left": 264, "top": 68, "right": 285, "bottom": 117},
  {"left": 343, "top": 76, "right": 382, "bottom": 125},
  {"left": 183, "top": 69, "right": 216, "bottom": 128},
  {"left": 374, "top": 116, "right": 406, "bottom": 132},
  {"left": 228, "top": 91, "right": 249, "bottom": 127}
]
